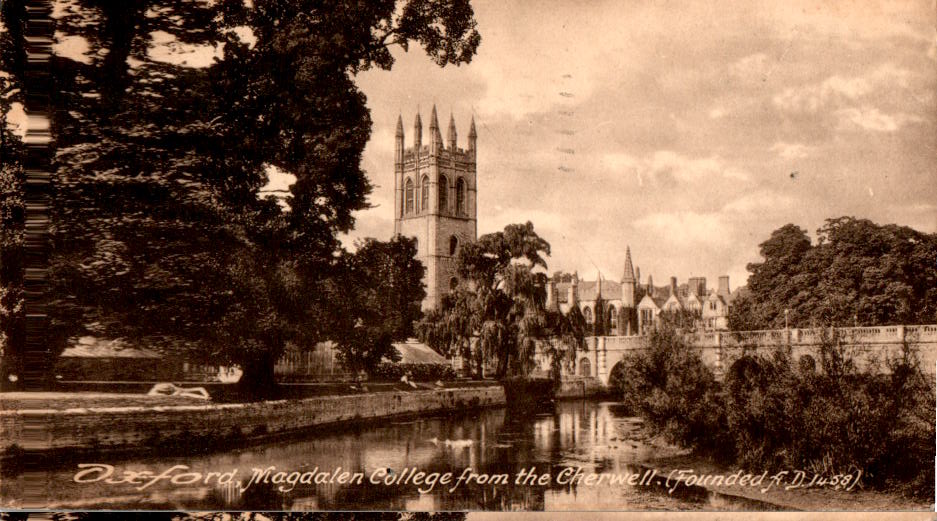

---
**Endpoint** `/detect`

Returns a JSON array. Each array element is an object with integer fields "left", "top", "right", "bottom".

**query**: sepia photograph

[{"left": 1, "top": 0, "right": 936, "bottom": 514}]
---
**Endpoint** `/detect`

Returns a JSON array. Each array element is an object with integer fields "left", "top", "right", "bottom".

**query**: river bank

[
  {"left": 0, "top": 385, "right": 506, "bottom": 465},
  {"left": 621, "top": 422, "right": 933, "bottom": 511}
]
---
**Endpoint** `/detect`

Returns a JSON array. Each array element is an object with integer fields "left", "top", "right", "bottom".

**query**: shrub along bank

[
  {"left": 614, "top": 324, "right": 935, "bottom": 501},
  {"left": 369, "top": 362, "right": 456, "bottom": 382}
]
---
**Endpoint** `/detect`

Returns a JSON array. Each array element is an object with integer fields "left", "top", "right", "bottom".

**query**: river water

[{"left": 5, "top": 400, "right": 764, "bottom": 511}]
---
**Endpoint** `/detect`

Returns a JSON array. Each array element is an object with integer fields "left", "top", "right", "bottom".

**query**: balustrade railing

[{"left": 582, "top": 324, "right": 937, "bottom": 350}]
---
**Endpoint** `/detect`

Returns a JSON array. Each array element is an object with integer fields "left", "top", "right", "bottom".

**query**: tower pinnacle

[
  {"left": 448, "top": 113, "right": 457, "bottom": 150},
  {"left": 414, "top": 111, "right": 422, "bottom": 149},
  {"left": 429, "top": 105, "right": 443, "bottom": 148},
  {"left": 622, "top": 246, "right": 635, "bottom": 282}
]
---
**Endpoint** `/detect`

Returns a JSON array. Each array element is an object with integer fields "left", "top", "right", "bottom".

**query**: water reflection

[{"left": 4, "top": 401, "right": 734, "bottom": 511}]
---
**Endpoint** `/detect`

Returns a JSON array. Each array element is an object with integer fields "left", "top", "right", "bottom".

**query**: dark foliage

[
  {"left": 369, "top": 362, "right": 456, "bottom": 382},
  {"left": 731, "top": 217, "right": 937, "bottom": 330},
  {"left": 417, "top": 222, "right": 582, "bottom": 380},
  {"left": 329, "top": 236, "right": 427, "bottom": 376},
  {"left": 0, "top": 1, "right": 480, "bottom": 394},
  {"left": 618, "top": 324, "right": 935, "bottom": 500}
]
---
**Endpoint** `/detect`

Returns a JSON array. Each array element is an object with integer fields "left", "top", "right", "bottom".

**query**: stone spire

[
  {"left": 448, "top": 113, "right": 458, "bottom": 150},
  {"left": 395, "top": 114, "right": 404, "bottom": 137},
  {"left": 621, "top": 247, "right": 636, "bottom": 309},
  {"left": 622, "top": 246, "right": 635, "bottom": 282}
]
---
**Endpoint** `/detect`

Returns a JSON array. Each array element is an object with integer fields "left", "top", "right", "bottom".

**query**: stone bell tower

[{"left": 394, "top": 106, "right": 478, "bottom": 310}]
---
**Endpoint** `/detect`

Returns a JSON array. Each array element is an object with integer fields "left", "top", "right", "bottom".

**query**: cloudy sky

[
  {"left": 348, "top": 0, "right": 937, "bottom": 289},
  {"left": 6, "top": 1, "right": 936, "bottom": 289}
]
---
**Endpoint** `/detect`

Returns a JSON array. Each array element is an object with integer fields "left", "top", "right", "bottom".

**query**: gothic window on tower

[
  {"left": 405, "top": 178, "right": 414, "bottom": 214},
  {"left": 607, "top": 306, "right": 617, "bottom": 333},
  {"left": 583, "top": 307, "right": 593, "bottom": 324},
  {"left": 456, "top": 177, "right": 466, "bottom": 215},
  {"left": 438, "top": 175, "right": 449, "bottom": 213},
  {"left": 420, "top": 175, "right": 429, "bottom": 212},
  {"left": 449, "top": 235, "right": 458, "bottom": 256}
]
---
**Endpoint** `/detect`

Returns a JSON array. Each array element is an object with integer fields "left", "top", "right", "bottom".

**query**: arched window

[
  {"left": 583, "top": 307, "right": 593, "bottom": 323},
  {"left": 438, "top": 176, "right": 449, "bottom": 213},
  {"left": 420, "top": 175, "right": 429, "bottom": 211},
  {"left": 405, "top": 178, "right": 414, "bottom": 214},
  {"left": 456, "top": 177, "right": 466, "bottom": 215},
  {"left": 607, "top": 306, "right": 617, "bottom": 333},
  {"left": 449, "top": 235, "right": 458, "bottom": 256},
  {"left": 579, "top": 357, "right": 591, "bottom": 377},
  {"left": 449, "top": 277, "right": 458, "bottom": 290}
]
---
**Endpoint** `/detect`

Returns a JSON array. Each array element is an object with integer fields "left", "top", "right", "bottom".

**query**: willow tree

[
  {"left": 0, "top": 0, "right": 480, "bottom": 395},
  {"left": 418, "top": 222, "right": 582, "bottom": 380}
]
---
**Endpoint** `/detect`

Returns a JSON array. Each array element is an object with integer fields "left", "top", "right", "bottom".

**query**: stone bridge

[{"left": 537, "top": 325, "right": 937, "bottom": 386}]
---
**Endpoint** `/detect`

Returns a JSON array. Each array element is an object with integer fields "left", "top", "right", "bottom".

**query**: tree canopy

[
  {"left": 329, "top": 236, "right": 426, "bottom": 376},
  {"left": 0, "top": 0, "right": 480, "bottom": 392},
  {"left": 730, "top": 217, "right": 937, "bottom": 330},
  {"left": 418, "top": 222, "right": 583, "bottom": 380}
]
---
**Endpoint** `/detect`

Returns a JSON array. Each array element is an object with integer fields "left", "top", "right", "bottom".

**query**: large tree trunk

[{"left": 237, "top": 351, "right": 279, "bottom": 401}]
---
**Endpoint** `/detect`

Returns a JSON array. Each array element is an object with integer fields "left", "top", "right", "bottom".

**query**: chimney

[
  {"left": 670, "top": 276, "right": 677, "bottom": 297},
  {"left": 635, "top": 266, "right": 641, "bottom": 285},
  {"left": 718, "top": 275, "right": 730, "bottom": 296},
  {"left": 569, "top": 272, "right": 579, "bottom": 306},
  {"left": 646, "top": 274, "right": 653, "bottom": 296}
]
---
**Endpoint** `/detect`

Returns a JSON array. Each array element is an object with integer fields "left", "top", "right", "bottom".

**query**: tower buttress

[{"left": 394, "top": 115, "right": 404, "bottom": 232}]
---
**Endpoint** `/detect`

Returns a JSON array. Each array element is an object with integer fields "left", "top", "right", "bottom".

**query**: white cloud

[
  {"left": 708, "top": 106, "right": 727, "bottom": 119},
  {"left": 601, "top": 150, "right": 750, "bottom": 185},
  {"left": 721, "top": 190, "right": 796, "bottom": 214},
  {"left": 633, "top": 211, "right": 731, "bottom": 248},
  {"left": 729, "top": 53, "right": 774, "bottom": 84},
  {"left": 835, "top": 106, "right": 922, "bottom": 132},
  {"left": 770, "top": 141, "right": 813, "bottom": 159},
  {"left": 772, "top": 63, "right": 914, "bottom": 114}
]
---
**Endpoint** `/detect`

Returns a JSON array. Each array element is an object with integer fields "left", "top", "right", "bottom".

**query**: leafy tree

[
  {"left": 418, "top": 221, "right": 580, "bottom": 379},
  {"left": 731, "top": 217, "right": 937, "bottom": 330},
  {"left": 329, "top": 235, "right": 426, "bottom": 377},
  {"left": 0, "top": 0, "right": 480, "bottom": 394},
  {"left": 0, "top": 8, "right": 25, "bottom": 388}
]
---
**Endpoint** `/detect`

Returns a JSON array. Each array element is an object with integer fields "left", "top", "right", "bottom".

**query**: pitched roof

[
  {"left": 391, "top": 339, "right": 448, "bottom": 364},
  {"left": 555, "top": 279, "right": 623, "bottom": 303}
]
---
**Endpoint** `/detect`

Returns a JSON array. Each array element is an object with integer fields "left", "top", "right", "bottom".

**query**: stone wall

[{"left": 0, "top": 386, "right": 505, "bottom": 455}]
